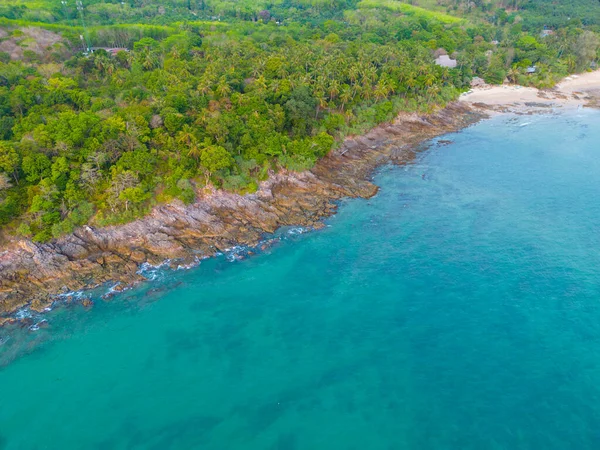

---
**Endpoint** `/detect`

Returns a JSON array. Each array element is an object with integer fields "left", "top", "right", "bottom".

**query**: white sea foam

[
  {"left": 177, "top": 257, "right": 202, "bottom": 270},
  {"left": 106, "top": 283, "right": 127, "bottom": 295},
  {"left": 15, "top": 308, "right": 33, "bottom": 320},
  {"left": 224, "top": 246, "right": 246, "bottom": 262},
  {"left": 137, "top": 260, "right": 171, "bottom": 280},
  {"left": 56, "top": 290, "right": 87, "bottom": 301},
  {"left": 10, "top": 226, "right": 318, "bottom": 327},
  {"left": 286, "top": 227, "right": 309, "bottom": 235},
  {"left": 28, "top": 320, "right": 47, "bottom": 332}
]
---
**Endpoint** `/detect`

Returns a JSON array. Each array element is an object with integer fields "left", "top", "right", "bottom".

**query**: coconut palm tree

[
  {"left": 176, "top": 125, "right": 197, "bottom": 148},
  {"left": 374, "top": 79, "right": 390, "bottom": 100},
  {"left": 187, "top": 143, "right": 202, "bottom": 160},
  {"left": 339, "top": 84, "right": 353, "bottom": 111},
  {"left": 507, "top": 67, "right": 520, "bottom": 84},
  {"left": 215, "top": 76, "right": 231, "bottom": 99},
  {"left": 314, "top": 90, "right": 328, "bottom": 119},
  {"left": 328, "top": 79, "right": 340, "bottom": 102}
]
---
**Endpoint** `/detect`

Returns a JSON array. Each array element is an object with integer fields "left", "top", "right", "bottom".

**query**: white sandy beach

[{"left": 459, "top": 70, "right": 600, "bottom": 111}]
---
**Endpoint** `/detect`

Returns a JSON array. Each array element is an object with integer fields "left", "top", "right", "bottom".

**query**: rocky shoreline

[{"left": 0, "top": 103, "right": 484, "bottom": 325}]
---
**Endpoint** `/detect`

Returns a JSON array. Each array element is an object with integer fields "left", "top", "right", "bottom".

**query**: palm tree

[
  {"left": 374, "top": 79, "right": 391, "bottom": 100},
  {"left": 252, "top": 58, "right": 265, "bottom": 78},
  {"left": 276, "top": 64, "right": 289, "bottom": 79},
  {"left": 362, "top": 84, "right": 373, "bottom": 101},
  {"left": 197, "top": 76, "right": 213, "bottom": 97},
  {"left": 215, "top": 76, "right": 231, "bottom": 99},
  {"left": 507, "top": 68, "right": 520, "bottom": 84},
  {"left": 405, "top": 75, "right": 417, "bottom": 95},
  {"left": 564, "top": 55, "right": 576, "bottom": 73},
  {"left": 361, "top": 65, "right": 377, "bottom": 85},
  {"left": 253, "top": 75, "right": 267, "bottom": 95},
  {"left": 144, "top": 53, "right": 158, "bottom": 71},
  {"left": 424, "top": 73, "right": 436, "bottom": 88},
  {"left": 427, "top": 84, "right": 441, "bottom": 103},
  {"left": 339, "top": 84, "right": 353, "bottom": 111},
  {"left": 440, "top": 67, "right": 450, "bottom": 83},
  {"left": 328, "top": 79, "right": 340, "bottom": 102},
  {"left": 187, "top": 143, "right": 202, "bottom": 160},
  {"left": 348, "top": 65, "right": 360, "bottom": 85},
  {"left": 314, "top": 90, "right": 328, "bottom": 119},
  {"left": 176, "top": 125, "right": 197, "bottom": 147},
  {"left": 95, "top": 54, "right": 109, "bottom": 73},
  {"left": 170, "top": 47, "right": 181, "bottom": 60}
]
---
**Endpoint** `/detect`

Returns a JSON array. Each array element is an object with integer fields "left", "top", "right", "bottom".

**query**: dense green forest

[{"left": 0, "top": 0, "right": 598, "bottom": 242}]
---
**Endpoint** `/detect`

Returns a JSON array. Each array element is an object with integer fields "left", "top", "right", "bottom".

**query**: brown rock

[
  {"left": 81, "top": 299, "right": 94, "bottom": 308},
  {"left": 103, "top": 253, "right": 124, "bottom": 264},
  {"left": 0, "top": 103, "right": 484, "bottom": 317},
  {"left": 30, "top": 299, "right": 53, "bottom": 313},
  {"left": 129, "top": 250, "right": 147, "bottom": 263},
  {"left": 0, "top": 316, "right": 14, "bottom": 327},
  {"left": 112, "top": 284, "right": 128, "bottom": 293}
]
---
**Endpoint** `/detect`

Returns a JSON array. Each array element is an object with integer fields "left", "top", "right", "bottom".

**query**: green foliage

[
  {"left": 0, "top": 0, "right": 597, "bottom": 242},
  {"left": 0, "top": 193, "right": 21, "bottom": 226},
  {"left": 358, "top": 0, "right": 463, "bottom": 24},
  {"left": 200, "top": 145, "right": 233, "bottom": 179},
  {"left": 22, "top": 153, "right": 51, "bottom": 183},
  {"left": 278, "top": 154, "right": 316, "bottom": 172},
  {"left": 175, "top": 178, "right": 196, "bottom": 203}
]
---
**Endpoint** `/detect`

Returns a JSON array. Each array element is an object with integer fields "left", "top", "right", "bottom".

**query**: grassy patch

[
  {"left": 0, "top": 17, "right": 81, "bottom": 33},
  {"left": 358, "top": 0, "right": 463, "bottom": 24}
]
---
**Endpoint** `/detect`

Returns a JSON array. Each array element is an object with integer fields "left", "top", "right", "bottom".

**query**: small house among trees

[{"left": 435, "top": 54, "right": 457, "bottom": 68}]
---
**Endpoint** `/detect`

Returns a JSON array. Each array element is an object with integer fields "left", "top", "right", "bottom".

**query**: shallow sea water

[{"left": 1, "top": 110, "right": 600, "bottom": 449}]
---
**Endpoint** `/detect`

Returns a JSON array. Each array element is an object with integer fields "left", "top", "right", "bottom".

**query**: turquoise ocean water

[{"left": 1, "top": 110, "right": 600, "bottom": 449}]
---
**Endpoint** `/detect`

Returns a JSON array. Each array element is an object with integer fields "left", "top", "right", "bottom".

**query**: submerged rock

[{"left": 81, "top": 299, "right": 94, "bottom": 308}]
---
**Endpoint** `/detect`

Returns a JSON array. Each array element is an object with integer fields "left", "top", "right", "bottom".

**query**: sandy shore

[{"left": 459, "top": 70, "right": 600, "bottom": 112}]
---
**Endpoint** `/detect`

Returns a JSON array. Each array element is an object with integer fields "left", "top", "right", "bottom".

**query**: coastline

[
  {"left": 2, "top": 70, "right": 600, "bottom": 325},
  {"left": 0, "top": 104, "right": 483, "bottom": 324},
  {"left": 459, "top": 69, "right": 600, "bottom": 112}
]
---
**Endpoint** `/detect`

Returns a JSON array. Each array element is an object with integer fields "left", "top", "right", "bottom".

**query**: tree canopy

[{"left": 0, "top": 0, "right": 598, "bottom": 242}]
